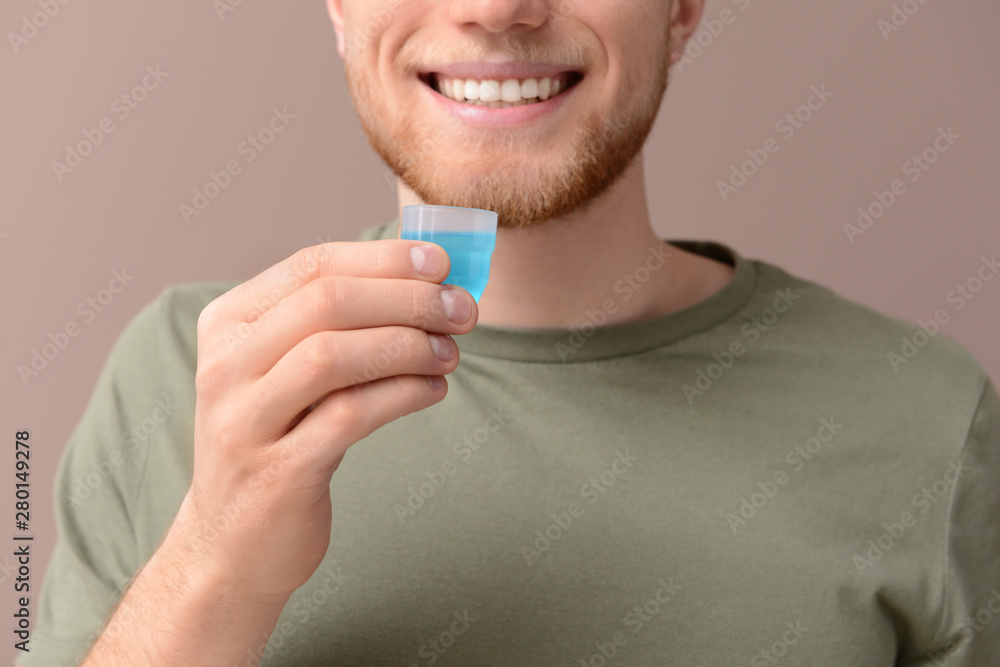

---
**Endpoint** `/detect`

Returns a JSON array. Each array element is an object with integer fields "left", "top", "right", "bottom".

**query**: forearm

[{"left": 81, "top": 509, "right": 291, "bottom": 666}]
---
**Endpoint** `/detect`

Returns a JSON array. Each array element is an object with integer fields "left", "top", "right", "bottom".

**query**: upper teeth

[{"left": 434, "top": 75, "right": 568, "bottom": 107}]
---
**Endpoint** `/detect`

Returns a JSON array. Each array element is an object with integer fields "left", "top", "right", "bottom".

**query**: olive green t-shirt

[{"left": 20, "top": 221, "right": 1000, "bottom": 666}]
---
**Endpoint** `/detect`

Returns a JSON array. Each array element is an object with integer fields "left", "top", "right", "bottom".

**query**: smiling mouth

[{"left": 419, "top": 72, "right": 583, "bottom": 108}]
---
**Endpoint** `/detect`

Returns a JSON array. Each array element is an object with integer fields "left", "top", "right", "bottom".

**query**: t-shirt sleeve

[
  {"left": 18, "top": 292, "right": 171, "bottom": 667},
  {"left": 916, "top": 375, "right": 1000, "bottom": 665}
]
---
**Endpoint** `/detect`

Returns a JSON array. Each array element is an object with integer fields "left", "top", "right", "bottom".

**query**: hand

[{"left": 171, "top": 240, "right": 476, "bottom": 600}]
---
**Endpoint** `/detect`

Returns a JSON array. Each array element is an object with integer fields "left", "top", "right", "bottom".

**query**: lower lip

[{"left": 423, "top": 80, "right": 576, "bottom": 127}]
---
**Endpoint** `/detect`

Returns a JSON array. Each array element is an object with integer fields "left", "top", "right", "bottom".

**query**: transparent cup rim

[{"left": 401, "top": 205, "right": 498, "bottom": 234}]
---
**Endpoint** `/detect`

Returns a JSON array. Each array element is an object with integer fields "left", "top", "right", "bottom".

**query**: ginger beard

[{"left": 342, "top": 29, "right": 673, "bottom": 230}]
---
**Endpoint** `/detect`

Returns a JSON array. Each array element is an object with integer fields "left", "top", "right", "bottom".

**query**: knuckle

[
  {"left": 369, "top": 241, "right": 393, "bottom": 273},
  {"left": 408, "top": 283, "right": 436, "bottom": 328},
  {"left": 400, "top": 327, "right": 430, "bottom": 359},
  {"left": 194, "top": 368, "right": 213, "bottom": 397},
  {"left": 409, "top": 282, "right": 424, "bottom": 324},
  {"left": 323, "top": 392, "right": 362, "bottom": 432},
  {"left": 354, "top": 330, "right": 405, "bottom": 382},
  {"left": 300, "top": 333, "right": 338, "bottom": 382},
  {"left": 194, "top": 355, "right": 227, "bottom": 396},
  {"left": 197, "top": 298, "right": 223, "bottom": 338},
  {"left": 212, "top": 411, "right": 249, "bottom": 452},
  {"left": 301, "top": 278, "right": 339, "bottom": 318},
  {"left": 290, "top": 245, "right": 327, "bottom": 283}
]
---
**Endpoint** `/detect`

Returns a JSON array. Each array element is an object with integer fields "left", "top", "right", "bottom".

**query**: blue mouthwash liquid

[{"left": 401, "top": 230, "right": 495, "bottom": 302}]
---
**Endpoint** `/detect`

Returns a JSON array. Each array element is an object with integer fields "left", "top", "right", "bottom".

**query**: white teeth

[
  {"left": 463, "top": 79, "right": 480, "bottom": 101},
  {"left": 434, "top": 74, "right": 573, "bottom": 105},
  {"left": 538, "top": 77, "right": 551, "bottom": 100},
  {"left": 479, "top": 80, "right": 501, "bottom": 102},
  {"left": 500, "top": 79, "right": 521, "bottom": 102},
  {"left": 521, "top": 78, "right": 538, "bottom": 99}
]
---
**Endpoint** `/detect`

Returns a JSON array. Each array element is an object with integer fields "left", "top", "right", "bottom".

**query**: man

[{"left": 21, "top": 1, "right": 999, "bottom": 665}]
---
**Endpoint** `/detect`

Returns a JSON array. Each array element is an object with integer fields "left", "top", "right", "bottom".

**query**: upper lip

[{"left": 418, "top": 62, "right": 582, "bottom": 81}]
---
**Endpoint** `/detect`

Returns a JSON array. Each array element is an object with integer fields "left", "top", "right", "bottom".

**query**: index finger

[{"left": 208, "top": 239, "right": 451, "bottom": 324}]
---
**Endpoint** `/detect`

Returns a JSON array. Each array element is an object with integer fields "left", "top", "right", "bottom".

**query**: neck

[{"left": 397, "top": 153, "right": 733, "bottom": 329}]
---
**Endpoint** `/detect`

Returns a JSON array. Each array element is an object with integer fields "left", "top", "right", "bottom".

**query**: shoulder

[
  {"left": 155, "top": 280, "right": 242, "bottom": 333},
  {"left": 118, "top": 280, "right": 241, "bottom": 365},
  {"left": 744, "top": 257, "right": 988, "bottom": 423}
]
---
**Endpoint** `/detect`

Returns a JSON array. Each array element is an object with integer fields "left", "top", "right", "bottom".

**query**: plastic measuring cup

[{"left": 400, "top": 205, "right": 498, "bottom": 301}]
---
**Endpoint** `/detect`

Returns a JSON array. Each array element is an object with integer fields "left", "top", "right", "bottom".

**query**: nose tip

[{"left": 446, "top": 0, "right": 548, "bottom": 34}]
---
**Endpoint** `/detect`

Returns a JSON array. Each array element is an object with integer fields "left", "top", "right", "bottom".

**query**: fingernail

[
  {"left": 427, "top": 376, "right": 445, "bottom": 390},
  {"left": 428, "top": 333, "right": 454, "bottom": 362},
  {"left": 411, "top": 245, "right": 443, "bottom": 276},
  {"left": 441, "top": 289, "right": 472, "bottom": 324}
]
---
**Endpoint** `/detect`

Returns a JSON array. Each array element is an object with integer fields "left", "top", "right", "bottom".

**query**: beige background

[{"left": 2, "top": 0, "right": 998, "bottom": 661}]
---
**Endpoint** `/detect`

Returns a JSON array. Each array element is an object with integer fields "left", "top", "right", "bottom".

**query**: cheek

[
  {"left": 621, "top": 30, "right": 670, "bottom": 104},
  {"left": 347, "top": 2, "right": 429, "bottom": 63},
  {"left": 342, "top": 5, "right": 399, "bottom": 68},
  {"left": 578, "top": 6, "right": 666, "bottom": 91},
  {"left": 606, "top": 4, "right": 669, "bottom": 59}
]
